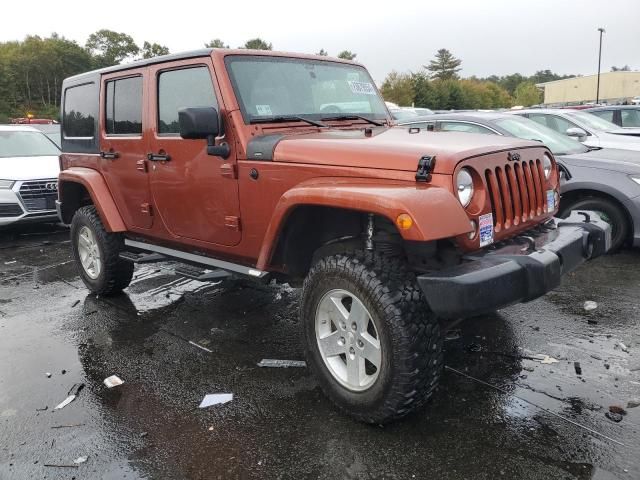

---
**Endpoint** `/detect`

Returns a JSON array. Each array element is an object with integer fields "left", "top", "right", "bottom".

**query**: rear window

[
  {"left": 63, "top": 83, "right": 96, "bottom": 138},
  {"left": 105, "top": 76, "right": 143, "bottom": 135}
]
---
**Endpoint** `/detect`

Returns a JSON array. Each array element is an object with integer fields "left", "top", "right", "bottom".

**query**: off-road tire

[
  {"left": 559, "top": 196, "right": 629, "bottom": 250},
  {"left": 301, "top": 250, "right": 443, "bottom": 423},
  {"left": 70, "top": 205, "right": 134, "bottom": 295}
]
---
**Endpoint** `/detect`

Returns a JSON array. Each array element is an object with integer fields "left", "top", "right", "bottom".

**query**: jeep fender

[
  {"left": 58, "top": 167, "right": 126, "bottom": 232},
  {"left": 256, "top": 180, "right": 472, "bottom": 270}
]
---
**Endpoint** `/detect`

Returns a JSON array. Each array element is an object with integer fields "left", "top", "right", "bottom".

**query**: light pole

[{"left": 596, "top": 27, "right": 605, "bottom": 104}]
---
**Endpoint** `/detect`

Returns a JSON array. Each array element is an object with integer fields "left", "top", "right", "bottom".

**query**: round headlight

[
  {"left": 456, "top": 168, "right": 474, "bottom": 207},
  {"left": 543, "top": 153, "right": 553, "bottom": 179}
]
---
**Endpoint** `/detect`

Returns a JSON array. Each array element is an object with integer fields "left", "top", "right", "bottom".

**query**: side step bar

[{"left": 123, "top": 239, "right": 269, "bottom": 279}]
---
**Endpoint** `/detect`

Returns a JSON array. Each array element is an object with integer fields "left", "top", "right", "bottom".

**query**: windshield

[
  {"left": 566, "top": 111, "right": 620, "bottom": 131},
  {"left": 494, "top": 116, "right": 589, "bottom": 155},
  {"left": 225, "top": 56, "right": 388, "bottom": 123},
  {"left": 0, "top": 130, "right": 60, "bottom": 158}
]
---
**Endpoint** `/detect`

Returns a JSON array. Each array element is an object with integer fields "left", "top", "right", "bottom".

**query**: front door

[
  {"left": 147, "top": 58, "right": 241, "bottom": 246},
  {"left": 100, "top": 68, "right": 153, "bottom": 229}
]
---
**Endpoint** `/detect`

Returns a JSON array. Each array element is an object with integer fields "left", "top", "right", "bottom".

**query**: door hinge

[
  {"left": 136, "top": 159, "right": 147, "bottom": 172},
  {"left": 416, "top": 155, "right": 436, "bottom": 182},
  {"left": 141, "top": 203, "right": 153, "bottom": 216},
  {"left": 220, "top": 163, "right": 237, "bottom": 179},
  {"left": 224, "top": 216, "right": 241, "bottom": 231}
]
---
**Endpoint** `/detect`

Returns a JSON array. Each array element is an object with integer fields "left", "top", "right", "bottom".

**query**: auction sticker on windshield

[
  {"left": 256, "top": 104, "right": 273, "bottom": 116},
  {"left": 479, "top": 213, "right": 494, "bottom": 247},
  {"left": 348, "top": 81, "right": 376, "bottom": 95}
]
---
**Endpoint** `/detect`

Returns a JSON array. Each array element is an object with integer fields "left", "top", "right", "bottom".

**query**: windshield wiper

[
  {"left": 320, "top": 115, "right": 384, "bottom": 127},
  {"left": 249, "top": 115, "right": 327, "bottom": 128}
]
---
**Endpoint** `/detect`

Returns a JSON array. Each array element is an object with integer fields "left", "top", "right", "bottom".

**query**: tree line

[
  {"left": 1, "top": 33, "right": 574, "bottom": 122},
  {"left": 380, "top": 48, "right": 574, "bottom": 110}
]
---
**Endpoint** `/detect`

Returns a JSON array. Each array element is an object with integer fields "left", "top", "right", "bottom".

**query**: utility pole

[{"left": 596, "top": 27, "right": 605, "bottom": 104}]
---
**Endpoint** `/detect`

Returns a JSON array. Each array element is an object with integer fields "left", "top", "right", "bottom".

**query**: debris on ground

[
  {"left": 574, "top": 362, "right": 582, "bottom": 375},
  {"left": 140, "top": 432, "right": 148, "bottom": 438},
  {"left": 189, "top": 341, "right": 213, "bottom": 353},
  {"left": 44, "top": 464, "right": 79, "bottom": 469},
  {"left": 4, "top": 260, "right": 17, "bottom": 265},
  {"left": 609, "top": 405, "right": 627, "bottom": 416},
  {"left": 199, "top": 393, "right": 233, "bottom": 408},
  {"left": 257, "top": 359, "right": 307, "bottom": 368},
  {"left": 590, "top": 354, "right": 602, "bottom": 360},
  {"left": 36, "top": 406, "right": 48, "bottom": 412},
  {"left": 71, "top": 300, "right": 80, "bottom": 307},
  {"left": 583, "top": 300, "right": 598, "bottom": 311},
  {"left": 444, "top": 329, "right": 461, "bottom": 341},
  {"left": 54, "top": 383, "right": 84, "bottom": 410},
  {"left": 615, "top": 342, "right": 629, "bottom": 353},
  {"left": 627, "top": 400, "right": 640, "bottom": 409},
  {"left": 532, "top": 354, "right": 559, "bottom": 365},
  {"left": 51, "top": 424, "right": 84, "bottom": 429},
  {"left": 45, "top": 372, "right": 51, "bottom": 378},
  {"left": 605, "top": 411, "right": 623, "bottom": 423},
  {"left": 73, "top": 456, "right": 88, "bottom": 464},
  {"left": 103, "top": 375, "right": 124, "bottom": 388}
]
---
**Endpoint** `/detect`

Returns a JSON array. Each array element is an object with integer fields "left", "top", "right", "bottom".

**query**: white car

[
  {"left": 0, "top": 125, "right": 61, "bottom": 227},
  {"left": 513, "top": 108, "right": 640, "bottom": 151}
]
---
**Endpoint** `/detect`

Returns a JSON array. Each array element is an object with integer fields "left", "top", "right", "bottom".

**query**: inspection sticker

[
  {"left": 478, "top": 212, "right": 494, "bottom": 247},
  {"left": 348, "top": 80, "right": 376, "bottom": 95},
  {"left": 546, "top": 190, "right": 555, "bottom": 211},
  {"left": 256, "top": 104, "right": 273, "bottom": 116}
]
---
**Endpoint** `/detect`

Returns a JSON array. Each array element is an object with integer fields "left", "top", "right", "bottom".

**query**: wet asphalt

[{"left": 0, "top": 224, "right": 638, "bottom": 480}]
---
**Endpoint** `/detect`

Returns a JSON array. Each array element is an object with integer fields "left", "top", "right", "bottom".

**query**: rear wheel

[
  {"left": 559, "top": 196, "right": 629, "bottom": 250},
  {"left": 301, "top": 250, "right": 442, "bottom": 423},
  {"left": 71, "top": 205, "right": 133, "bottom": 295}
]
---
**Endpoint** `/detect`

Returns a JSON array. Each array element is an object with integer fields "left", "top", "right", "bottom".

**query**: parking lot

[{"left": 0, "top": 223, "right": 637, "bottom": 479}]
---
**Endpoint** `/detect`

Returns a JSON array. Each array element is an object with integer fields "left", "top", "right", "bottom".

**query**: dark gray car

[{"left": 400, "top": 112, "right": 640, "bottom": 249}]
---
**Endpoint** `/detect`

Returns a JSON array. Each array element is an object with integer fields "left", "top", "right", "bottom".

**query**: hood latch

[{"left": 416, "top": 155, "right": 436, "bottom": 182}]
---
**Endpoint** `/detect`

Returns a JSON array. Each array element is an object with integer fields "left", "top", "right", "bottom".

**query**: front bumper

[
  {"left": 417, "top": 211, "right": 611, "bottom": 319},
  {"left": 0, "top": 182, "right": 58, "bottom": 227}
]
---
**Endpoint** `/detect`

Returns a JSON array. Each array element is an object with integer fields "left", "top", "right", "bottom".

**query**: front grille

[
  {"left": 18, "top": 180, "right": 58, "bottom": 212},
  {"left": 0, "top": 203, "right": 24, "bottom": 217},
  {"left": 485, "top": 159, "right": 546, "bottom": 232}
]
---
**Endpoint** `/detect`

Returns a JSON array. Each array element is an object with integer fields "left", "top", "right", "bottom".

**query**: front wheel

[
  {"left": 70, "top": 205, "right": 133, "bottom": 296},
  {"left": 301, "top": 250, "right": 442, "bottom": 423}
]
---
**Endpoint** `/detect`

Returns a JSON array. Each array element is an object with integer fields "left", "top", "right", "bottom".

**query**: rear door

[
  {"left": 100, "top": 68, "right": 152, "bottom": 229},
  {"left": 147, "top": 58, "right": 241, "bottom": 246}
]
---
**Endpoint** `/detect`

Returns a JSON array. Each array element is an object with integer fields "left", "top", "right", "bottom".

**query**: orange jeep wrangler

[{"left": 57, "top": 49, "right": 610, "bottom": 423}]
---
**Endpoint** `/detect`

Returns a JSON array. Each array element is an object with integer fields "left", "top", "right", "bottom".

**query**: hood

[
  {"left": 560, "top": 148, "right": 640, "bottom": 175},
  {"left": 0, "top": 155, "right": 60, "bottom": 181},
  {"left": 597, "top": 131, "right": 640, "bottom": 151},
  {"left": 256, "top": 127, "right": 540, "bottom": 174}
]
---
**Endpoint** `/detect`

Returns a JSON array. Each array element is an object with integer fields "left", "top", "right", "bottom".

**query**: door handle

[
  {"left": 147, "top": 153, "right": 171, "bottom": 162},
  {"left": 100, "top": 151, "right": 119, "bottom": 159}
]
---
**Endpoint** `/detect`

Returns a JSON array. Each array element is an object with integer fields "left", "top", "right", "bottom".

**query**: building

[{"left": 537, "top": 71, "right": 640, "bottom": 106}]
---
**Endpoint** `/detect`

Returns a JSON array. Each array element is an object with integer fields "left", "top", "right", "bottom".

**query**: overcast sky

[{"left": 2, "top": 0, "right": 639, "bottom": 83}]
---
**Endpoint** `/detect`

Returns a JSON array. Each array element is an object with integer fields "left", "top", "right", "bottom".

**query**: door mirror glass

[
  {"left": 565, "top": 127, "right": 587, "bottom": 142},
  {"left": 178, "top": 107, "right": 219, "bottom": 139}
]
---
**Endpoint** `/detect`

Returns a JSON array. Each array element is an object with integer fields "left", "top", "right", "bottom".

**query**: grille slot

[
  {"left": 0, "top": 203, "right": 23, "bottom": 217},
  {"left": 485, "top": 159, "right": 546, "bottom": 232}
]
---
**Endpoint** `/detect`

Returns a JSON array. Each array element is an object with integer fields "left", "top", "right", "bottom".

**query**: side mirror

[
  {"left": 566, "top": 127, "right": 588, "bottom": 142},
  {"left": 178, "top": 107, "right": 229, "bottom": 158},
  {"left": 178, "top": 107, "right": 219, "bottom": 139}
]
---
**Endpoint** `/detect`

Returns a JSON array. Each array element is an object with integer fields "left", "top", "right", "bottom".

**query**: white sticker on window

[
  {"left": 256, "top": 104, "right": 273, "bottom": 116},
  {"left": 478, "top": 213, "right": 494, "bottom": 247},
  {"left": 347, "top": 81, "right": 376, "bottom": 96}
]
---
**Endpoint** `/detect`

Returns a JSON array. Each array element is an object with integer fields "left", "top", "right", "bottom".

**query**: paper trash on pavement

[
  {"left": 199, "top": 393, "right": 233, "bottom": 408},
  {"left": 54, "top": 383, "right": 85, "bottom": 410},
  {"left": 103, "top": 375, "right": 124, "bottom": 388},
  {"left": 257, "top": 359, "right": 306, "bottom": 368}
]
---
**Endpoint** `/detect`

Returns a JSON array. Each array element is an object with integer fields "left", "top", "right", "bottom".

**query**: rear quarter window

[{"left": 63, "top": 83, "right": 96, "bottom": 138}]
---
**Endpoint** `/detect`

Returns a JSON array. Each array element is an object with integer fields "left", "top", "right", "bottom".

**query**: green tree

[
  {"left": 426, "top": 49, "right": 462, "bottom": 81},
  {"left": 142, "top": 41, "right": 169, "bottom": 59},
  {"left": 316, "top": 49, "right": 328, "bottom": 56},
  {"left": 205, "top": 38, "right": 229, "bottom": 48},
  {"left": 380, "top": 71, "right": 414, "bottom": 106},
  {"left": 337, "top": 50, "right": 356, "bottom": 60},
  {"left": 242, "top": 38, "right": 272, "bottom": 50},
  {"left": 85, "top": 29, "right": 139, "bottom": 67},
  {"left": 513, "top": 81, "right": 541, "bottom": 106}
]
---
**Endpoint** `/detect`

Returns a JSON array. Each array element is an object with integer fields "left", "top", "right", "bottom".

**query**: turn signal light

[{"left": 396, "top": 214, "right": 413, "bottom": 230}]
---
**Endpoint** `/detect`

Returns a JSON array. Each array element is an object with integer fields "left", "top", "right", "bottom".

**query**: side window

[
  {"left": 158, "top": 67, "right": 217, "bottom": 134},
  {"left": 621, "top": 109, "right": 640, "bottom": 127},
  {"left": 63, "top": 83, "right": 96, "bottom": 138},
  {"left": 105, "top": 76, "right": 143, "bottom": 135},
  {"left": 551, "top": 115, "right": 579, "bottom": 134},
  {"left": 528, "top": 114, "right": 552, "bottom": 129},
  {"left": 404, "top": 122, "right": 434, "bottom": 130},
  {"left": 590, "top": 110, "right": 614, "bottom": 123},
  {"left": 439, "top": 121, "right": 493, "bottom": 134}
]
